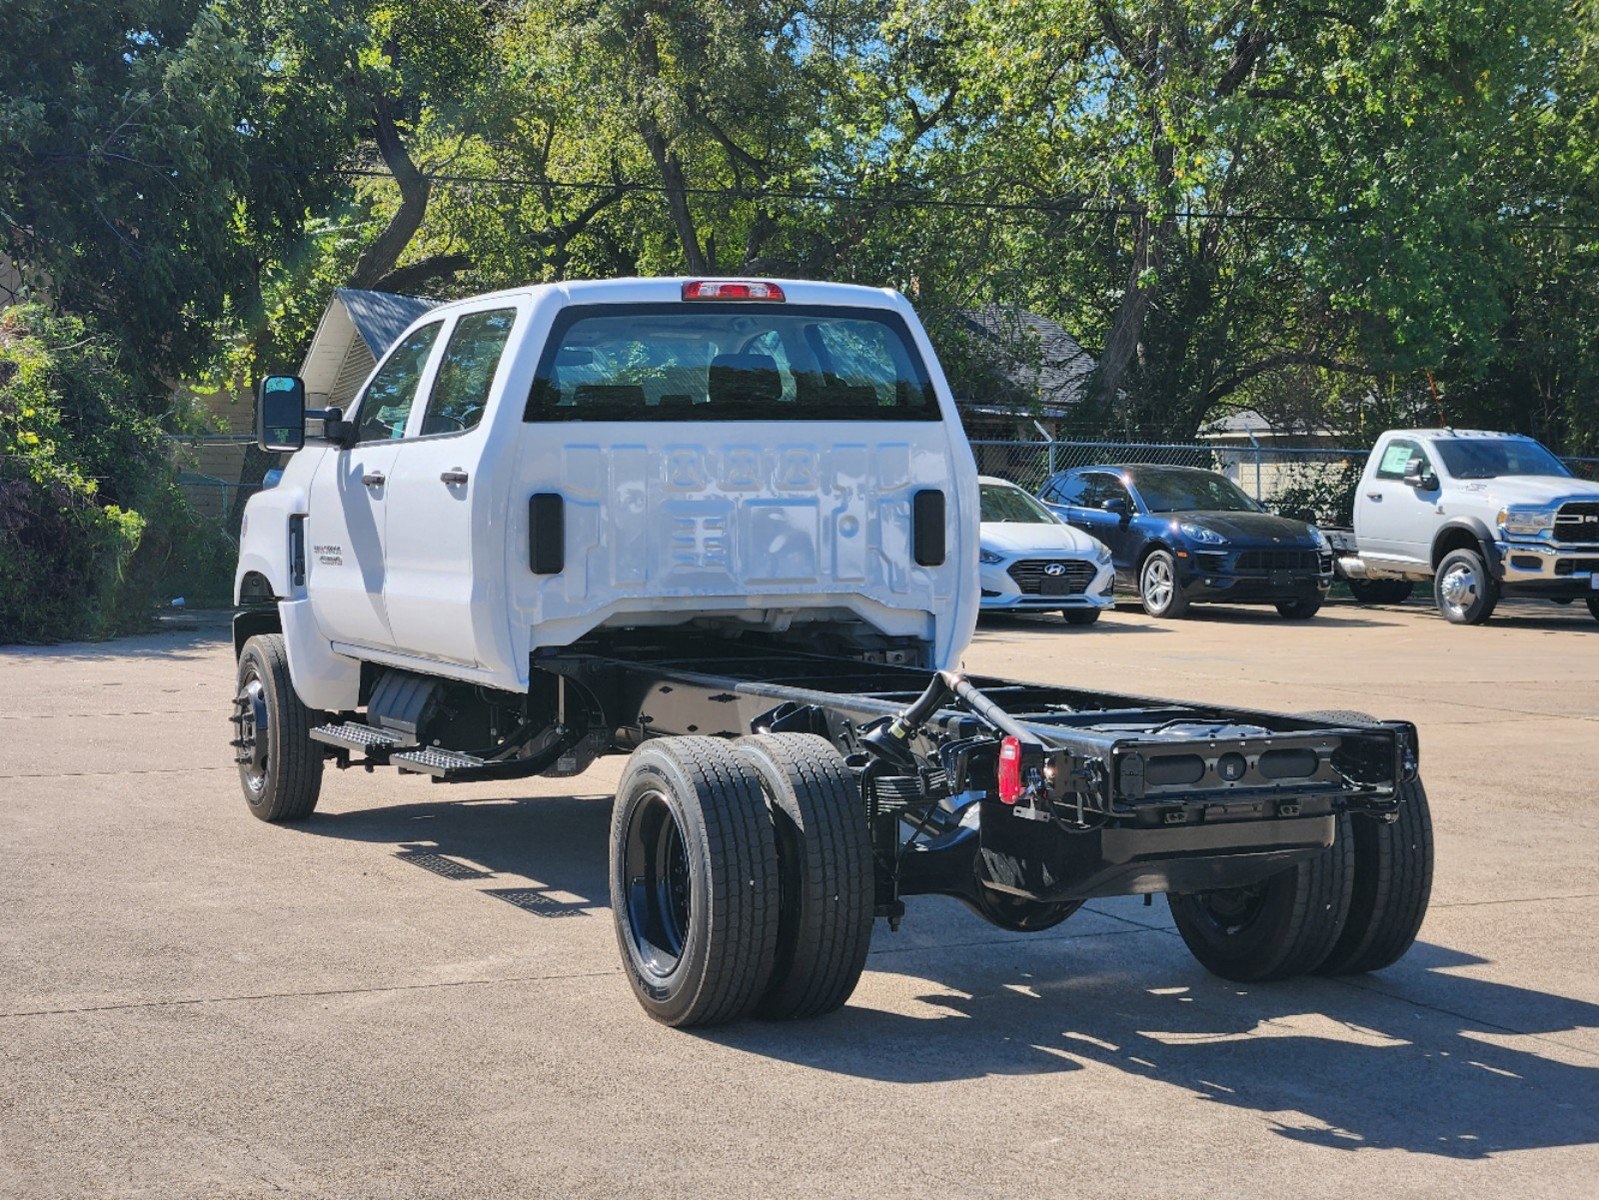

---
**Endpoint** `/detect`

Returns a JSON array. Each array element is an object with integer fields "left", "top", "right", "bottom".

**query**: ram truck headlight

[
  {"left": 1178, "top": 521, "right": 1227, "bottom": 545},
  {"left": 979, "top": 548, "right": 1005, "bottom": 565},
  {"left": 1497, "top": 506, "right": 1557, "bottom": 537}
]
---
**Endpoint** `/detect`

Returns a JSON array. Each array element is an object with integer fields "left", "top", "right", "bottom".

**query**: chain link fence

[{"left": 173, "top": 433, "right": 1599, "bottom": 538}]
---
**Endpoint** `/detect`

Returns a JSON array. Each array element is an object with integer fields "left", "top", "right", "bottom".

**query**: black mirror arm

[{"left": 306, "top": 406, "right": 356, "bottom": 448}]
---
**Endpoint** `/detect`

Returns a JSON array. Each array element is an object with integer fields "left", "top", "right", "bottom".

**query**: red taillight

[
  {"left": 681, "top": 280, "right": 785, "bottom": 302},
  {"left": 997, "top": 736, "right": 1024, "bottom": 804}
]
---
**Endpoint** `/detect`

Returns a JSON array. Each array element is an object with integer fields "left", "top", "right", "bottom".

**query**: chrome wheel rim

[
  {"left": 1143, "top": 557, "right": 1174, "bottom": 610},
  {"left": 1439, "top": 561, "right": 1479, "bottom": 617},
  {"left": 233, "top": 671, "right": 270, "bottom": 797}
]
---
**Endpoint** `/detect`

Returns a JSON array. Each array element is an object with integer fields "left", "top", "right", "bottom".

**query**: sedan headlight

[
  {"left": 1094, "top": 542, "right": 1113, "bottom": 565},
  {"left": 1178, "top": 521, "right": 1227, "bottom": 546},
  {"left": 1497, "top": 506, "right": 1557, "bottom": 537},
  {"left": 979, "top": 548, "right": 1004, "bottom": 565}
]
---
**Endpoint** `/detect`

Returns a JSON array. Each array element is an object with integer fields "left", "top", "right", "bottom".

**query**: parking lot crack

[{"left": 0, "top": 966, "right": 622, "bottom": 1020}]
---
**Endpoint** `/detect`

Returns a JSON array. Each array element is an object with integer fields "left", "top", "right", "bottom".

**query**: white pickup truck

[
  {"left": 1328, "top": 428, "right": 1599, "bottom": 624},
  {"left": 233, "top": 277, "right": 1432, "bottom": 1028}
]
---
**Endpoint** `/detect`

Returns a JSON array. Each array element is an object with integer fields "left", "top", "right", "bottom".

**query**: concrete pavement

[{"left": 2, "top": 598, "right": 1596, "bottom": 1197}]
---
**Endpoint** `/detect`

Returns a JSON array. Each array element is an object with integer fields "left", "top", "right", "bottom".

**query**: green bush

[{"left": 0, "top": 305, "right": 233, "bottom": 643}]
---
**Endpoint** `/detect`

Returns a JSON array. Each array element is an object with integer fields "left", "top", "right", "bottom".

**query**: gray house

[{"left": 300, "top": 288, "right": 440, "bottom": 409}]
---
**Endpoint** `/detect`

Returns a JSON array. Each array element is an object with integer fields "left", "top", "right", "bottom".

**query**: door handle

[
  {"left": 1365, "top": 492, "right": 1382, "bottom": 501},
  {"left": 440, "top": 469, "right": 469, "bottom": 485},
  {"left": 362, "top": 472, "right": 386, "bottom": 488}
]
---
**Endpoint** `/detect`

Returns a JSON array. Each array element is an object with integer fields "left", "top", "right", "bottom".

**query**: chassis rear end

[{"left": 232, "top": 625, "right": 1432, "bottom": 1027}]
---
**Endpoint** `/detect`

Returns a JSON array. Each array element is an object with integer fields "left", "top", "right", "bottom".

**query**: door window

[
  {"left": 355, "top": 322, "right": 442, "bottom": 443},
  {"left": 1046, "top": 474, "right": 1093, "bottom": 506},
  {"left": 1094, "top": 474, "right": 1134, "bottom": 510},
  {"left": 1374, "top": 438, "right": 1431, "bottom": 481},
  {"left": 420, "top": 308, "right": 517, "bottom": 435}
]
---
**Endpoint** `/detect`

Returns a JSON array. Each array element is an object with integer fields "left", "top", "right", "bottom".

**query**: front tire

[
  {"left": 1276, "top": 597, "right": 1323, "bottom": 619},
  {"left": 734, "top": 734, "right": 874, "bottom": 1020},
  {"left": 233, "top": 633, "right": 323, "bottom": 822},
  {"left": 1434, "top": 548, "right": 1499, "bottom": 624},
  {"left": 1168, "top": 817, "right": 1354, "bottom": 981},
  {"left": 1062, "top": 607, "right": 1102, "bottom": 626},
  {"left": 1139, "top": 549, "right": 1191, "bottom": 618},
  {"left": 610, "top": 737, "right": 779, "bottom": 1027}
]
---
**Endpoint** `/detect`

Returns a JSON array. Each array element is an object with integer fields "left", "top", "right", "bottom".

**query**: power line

[{"left": 18, "top": 149, "right": 1599, "bottom": 233}]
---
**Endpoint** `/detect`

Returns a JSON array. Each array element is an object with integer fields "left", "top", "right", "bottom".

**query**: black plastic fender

[{"left": 1429, "top": 517, "right": 1501, "bottom": 578}]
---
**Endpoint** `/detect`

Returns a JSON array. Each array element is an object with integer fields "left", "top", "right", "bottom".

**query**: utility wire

[{"left": 17, "top": 149, "right": 1599, "bottom": 233}]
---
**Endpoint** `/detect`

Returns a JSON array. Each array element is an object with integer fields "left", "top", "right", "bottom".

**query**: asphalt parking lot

[{"left": 3, "top": 596, "right": 1597, "bottom": 1198}]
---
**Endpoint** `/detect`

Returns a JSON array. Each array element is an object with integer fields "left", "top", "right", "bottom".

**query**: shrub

[{"left": 0, "top": 305, "right": 232, "bottom": 642}]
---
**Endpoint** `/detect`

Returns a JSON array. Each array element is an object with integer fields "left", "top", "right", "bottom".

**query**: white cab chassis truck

[
  {"left": 1328, "top": 428, "right": 1599, "bottom": 624},
  {"left": 234, "top": 278, "right": 1432, "bottom": 1027}
]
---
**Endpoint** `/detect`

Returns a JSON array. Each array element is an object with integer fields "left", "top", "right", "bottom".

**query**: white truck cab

[
  {"left": 1333, "top": 428, "right": 1599, "bottom": 624},
  {"left": 237, "top": 277, "right": 980, "bottom": 711}
]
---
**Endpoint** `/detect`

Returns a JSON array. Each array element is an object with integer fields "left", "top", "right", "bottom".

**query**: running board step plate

[
  {"left": 390, "top": 747, "right": 487, "bottom": 778},
  {"left": 310, "top": 722, "right": 403, "bottom": 757}
]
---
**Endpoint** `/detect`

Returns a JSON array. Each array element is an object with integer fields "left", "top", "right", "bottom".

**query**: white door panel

[
  {"left": 383, "top": 437, "right": 483, "bottom": 665},
  {"left": 305, "top": 445, "right": 398, "bottom": 650}
]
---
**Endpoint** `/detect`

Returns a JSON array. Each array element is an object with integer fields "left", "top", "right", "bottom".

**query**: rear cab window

[
  {"left": 420, "top": 308, "right": 517, "bottom": 436},
  {"left": 524, "top": 304, "right": 940, "bottom": 421}
]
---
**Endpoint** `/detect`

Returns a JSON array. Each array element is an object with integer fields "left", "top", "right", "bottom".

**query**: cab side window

[
  {"left": 1375, "top": 438, "right": 1431, "bottom": 481},
  {"left": 1100, "top": 476, "right": 1134, "bottom": 509},
  {"left": 356, "top": 322, "right": 442, "bottom": 443},
  {"left": 420, "top": 309, "right": 517, "bottom": 435}
]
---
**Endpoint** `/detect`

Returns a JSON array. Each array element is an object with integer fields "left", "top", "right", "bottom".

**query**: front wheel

[
  {"left": 232, "top": 633, "right": 323, "bottom": 822},
  {"left": 1062, "top": 607, "right": 1102, "bottom": 626},
  {"left": 1434, "top": 548, "right": 1499, "bottom": 624},
  {"left": 1276, "top": 597, "right": 1323, "bottom": 620},
  {"left": 1168, "top": 817, "right": 1354, "bottom": 981},
  {"left": 1139, "top": 550, "right": 1191, "bottom": 618}
]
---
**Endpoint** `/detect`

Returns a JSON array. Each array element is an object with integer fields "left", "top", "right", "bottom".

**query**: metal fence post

[{"left": 1247, "top": 430, "right": 1262, "bottom": 501}]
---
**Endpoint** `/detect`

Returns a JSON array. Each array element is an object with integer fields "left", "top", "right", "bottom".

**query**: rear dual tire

[
  {"left": 1169, "top": 710, "right": 1433, "bottom": 981},
  {"left": 1349, "top": 578, "right": 1414, "bottom": 606},
  {"left": 609, "top": 734, "right": 872, "bottom": 1027}
]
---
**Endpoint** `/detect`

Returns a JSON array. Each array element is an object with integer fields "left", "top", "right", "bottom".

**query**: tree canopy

[{"left": 5, "top": 0, "right": 1598, "bottom": 447}]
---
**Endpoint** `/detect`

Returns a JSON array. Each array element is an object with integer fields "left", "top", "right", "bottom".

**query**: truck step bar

[
  {"left": 391, "top": 747, "right": 489, "bottom": 778},
  {"left": 310, "top": 722, "right": 402, "bottom": 758}
]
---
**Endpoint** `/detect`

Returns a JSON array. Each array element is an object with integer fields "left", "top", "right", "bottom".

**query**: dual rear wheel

[
  {"left": 609, "top": 734, "right": 874, "bottom": 1027},
  {"left": 1167, "top": 711, "right": 1434, "bottom": 981}
]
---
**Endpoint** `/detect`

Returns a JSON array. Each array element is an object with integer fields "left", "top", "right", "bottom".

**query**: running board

[
  {"left": 310, "top": 722, "right": 403, "bottom": 761},
  {"left": 391, "top": 747, "right": 488, "bottom": 778}
]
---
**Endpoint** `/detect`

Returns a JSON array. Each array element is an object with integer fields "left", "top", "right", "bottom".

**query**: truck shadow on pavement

[
  {"left": 711, "top": 915, "right": 1599, "bottom": 1160},
  {"left": 293, "top": 791, "right": 614, "bottom": 914},
  {"left": 290, "top": 790, "right": 1598, "bottom": 1160}
]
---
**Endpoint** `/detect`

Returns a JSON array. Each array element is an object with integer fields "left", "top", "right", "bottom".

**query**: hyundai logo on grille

[{"left": 1043, "top": 563, "right": 1068, "bottom": 576}]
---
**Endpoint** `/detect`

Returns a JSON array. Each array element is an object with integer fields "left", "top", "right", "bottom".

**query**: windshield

[
  {"left": 1131, "top": 468, "right": 1260, "bottom": 513},
  {"left": 526, "top": 303, "right": 940, "bottom": 421},
  {"left": 1433, "top": 438, "right": 1570, "bottom": 480},
  {"left": 980, "top": 484, "right": 1057, "bottom": 524}
]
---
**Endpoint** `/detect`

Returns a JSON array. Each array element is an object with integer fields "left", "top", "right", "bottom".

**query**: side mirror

[
  {"left": 1402, "top": 459, "right": 1438, "bottom": 491},
  {"left": 1101, "top": 497, "right": 1130, "bottom": 519},
  {"left": 257, "top": 375, "right": 305, "bottom": 452}
]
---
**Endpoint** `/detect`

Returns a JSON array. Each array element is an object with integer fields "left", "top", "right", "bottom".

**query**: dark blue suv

[{"left": 1038, "top": 464, "right": 1334, "bottom": 619}]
